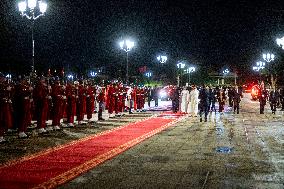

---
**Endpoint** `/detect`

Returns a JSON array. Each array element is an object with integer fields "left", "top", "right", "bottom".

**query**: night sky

[{"left": 0, "top": 0, "right": 284, "bottom": 81}]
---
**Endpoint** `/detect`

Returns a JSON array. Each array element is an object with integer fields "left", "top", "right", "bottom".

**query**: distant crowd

[{"left": 1, "top": 72, "right": 284, "bottom": 143}]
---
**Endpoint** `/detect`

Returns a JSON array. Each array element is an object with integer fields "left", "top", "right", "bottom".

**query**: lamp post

[
  {"left": 18, "top": 0, "right": 47, "bottom": 77},
  {"left": 176, "top": 62, "right": 185, "bottom": 87},
  {"left": 145, "top": 72, "right": 152, "bottom": 78},
  {"left": 262, "top": 53, "right": 275, "bottom": 62},
  {"left": 253, "top": 61, "right": 265, "bottom": 85},
  {"left": 253, "top": 61, "right": 265, "bottom": 72},
  {"left": 157, "top": 55, "right": 167, "bottom": 64},
  {"left": 90, "top": 71, "right": 97, "bottom": 77},
  {"left": 184, "top": 66, "right": 195, "bottom": 85},
  {"left": 276, "top": 37, "right": 284, "bottom": 50},
  {"left": 223, "top": 69, "right": 230, "bottom": 75},
  {"left": 222, "top": 69, "right": 230, "bottom": 85},
  {"left": 119, "top": 39, "right": 134, "bottom": 84}
]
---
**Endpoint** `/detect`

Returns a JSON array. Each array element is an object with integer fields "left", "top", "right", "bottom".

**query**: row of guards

[{"left": 0, "top": 74, "right": 146, "bottom": 143}]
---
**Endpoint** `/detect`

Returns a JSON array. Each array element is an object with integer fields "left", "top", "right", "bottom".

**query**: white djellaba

[
  {"left": 180, "top": 88, "right": 190, "bottom": 113},
  {"left": 188, "top": 87, "right": 199, "bottom": 116}
]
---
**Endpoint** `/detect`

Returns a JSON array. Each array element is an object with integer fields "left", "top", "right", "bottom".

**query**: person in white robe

[
  {"left": 188, "top": 85, "right": 199, "bottom": 116},
  {"left": 180, "top": 87, "right": 189, "bottom": 113}
]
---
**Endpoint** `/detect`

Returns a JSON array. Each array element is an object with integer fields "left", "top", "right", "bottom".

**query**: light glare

[
  {"left": 177, "top": 62, "right": 185, "bottom": 69},
  {"left": 18, "top": 1, "right": 27, "bottom": 12},
  {"left": 157, "top": 55, "right": 167, "bottom": 63},
  {"left": 39, "top": 1, "right": 47, "bottom": 13},
  {"left": 120, "top": 39, "right": 134, "bottom": 52},
  {"left": 276, "top": 37, "right": 284, "bottom": 50},
  {"left": 28, "top": 0, "right": 37, "bottom": 9},
  {"left": 262, "top": 53, "right": 275, "bottom": 62}
]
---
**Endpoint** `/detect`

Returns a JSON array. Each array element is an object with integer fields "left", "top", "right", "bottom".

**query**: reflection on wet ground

[{"left": 215, "top": 146, "right": 234, "bottom": 154}]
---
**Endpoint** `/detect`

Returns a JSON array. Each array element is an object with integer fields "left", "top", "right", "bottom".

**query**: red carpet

[{"left": 0, "top": 113, "right": 186, "bottom": 189}]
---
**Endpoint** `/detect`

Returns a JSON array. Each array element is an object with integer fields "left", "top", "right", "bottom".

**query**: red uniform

[
  {"left": 14, "top": 82, "right": 32, "bottom": 133},
  {"left": 66, "top": 83, "right": 76, "bottom": 124},
  {"left": 97, "top": 87, "right": 105, "bottom": 120},
  {"left": 117, "top": 86, "right": 125, "bottom": 113},
  {"left": 33, "top": 81, "right": 49, "bottom": 129},
  {"left": 132, "top": 87, "right": 137, "bottom": 110},
  {"left": 76, "top": 84, "right": 86, "bottom": 122},
  {"left": 51, "top": 82, "right": 64, "bottom": 126},
  {"left": 107, "top": 85, "right": 116, "bottom": 114},
  {"left": 86, "top": 85, "right": 95, "bottom": 120},
  {"left": 0, "top": 82, "right": 13, "bottom": 137},
  {"left": 136, "top": 88, "right": 145, "bottom": 110}
]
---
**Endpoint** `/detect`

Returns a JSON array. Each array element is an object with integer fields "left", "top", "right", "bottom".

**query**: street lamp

[
  {"left": 276, "top": 37, "right": 284, "bottom": 50},
  {"left": 223, "top": 69, "right": 230, "bottom": 75},
  {"left": 253, "top": 61, "right": 265, "bottom": 72},
  {"left": 119, "top": 39, "right": 135, "bottom": 84},
  {"left": 145, "top": 72, "right": 152, "bottom": 78},
  {"left": 177, "top": 62, "right": 186, "bottom": 87},
  {"left": 184, "top": 66, "right": 195, "bottom": 85},
  {"left": 253, "top": 61, "right": 265, "bottom": 85},
  {"left": 90, "top": 71, "right": 97, "bottom": 77},
  {"left": 67, "top": 74, "right": 74, "bottom": 81},
  {"left": 18, "top": 0, "right": 47, "bottom": 76},
  {"left": 157, "top": 55, "right": 167, "bottom": 64},
  {"left": 262, "top": 53, "right": 275, "bottom": 62}
]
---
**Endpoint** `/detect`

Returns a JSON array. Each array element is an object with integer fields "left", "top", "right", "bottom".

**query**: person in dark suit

[
  {"left": 233, "top": 85, "right": 242, "bottom": 114},
  {"left": 258, "top": 86, "right": 268, "bottom": 114},
  {"left": 171, "top": 86, "right": 180, "bottom": 113},
  {"left": 199, "top": 85, "right": 209, "bottom": 122},
  {"left": 269, "top": 88, "right": 279, "bottom": 114}
]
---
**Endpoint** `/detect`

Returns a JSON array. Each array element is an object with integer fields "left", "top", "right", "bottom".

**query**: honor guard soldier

[
  {"left": 0, "top": 73, "right": 13, "bottom": 143},
  {"left": 107, "top": 83, "right": 116, "bottom": 116},
  {"left": 66, "top": 80, "right": 76, "bottom": 127},
  {"left": 33, "top": 77, "right": 50, "bottom": 133},
  {"left": 97, "top": 87, "right": 106, "bottom": 121},
  {"left": 117, "top": 84, "right": 125, "bottom": 114},
  {"left": 126, "top": 86, "right": 134, "bottom": 114},
  {"left": 136, "top": 86, "right": 145, "bottom": 112},
  {"left": 14, "top": 77, "right": 33, "bottom": 138},
  {"left": 86, "top": 81, "right": 95, "bottom": 122},
  {"left": 76, "top": 81, "right": 87, "bottom": 125},
  {"left": 51, "top": 78, "right": 64, "bottom": 130},
  {"left": 132, "top": 86, "right": 137, "bottom": 111}
]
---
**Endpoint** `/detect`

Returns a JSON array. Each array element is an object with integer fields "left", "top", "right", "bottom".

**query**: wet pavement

[{"left": 60, "top": 94, "right": 284, "bottom": 189}]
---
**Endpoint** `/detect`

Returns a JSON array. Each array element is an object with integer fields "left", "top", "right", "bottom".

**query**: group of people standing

[
  {"left": 257, "top": 85, "right": 284, "bottom": 114},
  {"left": 0, "top": 73, "right": 148, "bottom": 143},
  {"left": 178, "top": 85, "right": 243, "bottom": 122}
]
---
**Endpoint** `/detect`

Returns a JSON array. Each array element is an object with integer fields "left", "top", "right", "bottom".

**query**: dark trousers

[
  {"left": 98, "top": 101, "right": 104, "bottom": 120},
  {"left": 172, "top": 99, "right": 179, "bottom": 113},
  {"left": 270, "top": 102, "right": 277, "bottom": 114},
  {"left": 281, "top": 99, "right": 284, "bottom": 110},
  {"left": 154, "top": 97, "right": 158, "bottom": 107},
  {"left": 199, "top": 104, "right": 208, "bottom": 121},
  {"left": 234, "top": 102, "right": 240, "bottom": 114},
  {"left": 229, "top": 97, "right": 233, "bottom": 107},
  {"left": 129, "top": 99, "right": 133, "bottom": 113},
  {"left": 208, "top": 99, "right": 216, "bottom": 112},
  {"left": 260, "top": 100, "right": 266, "bottom": 114}
]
